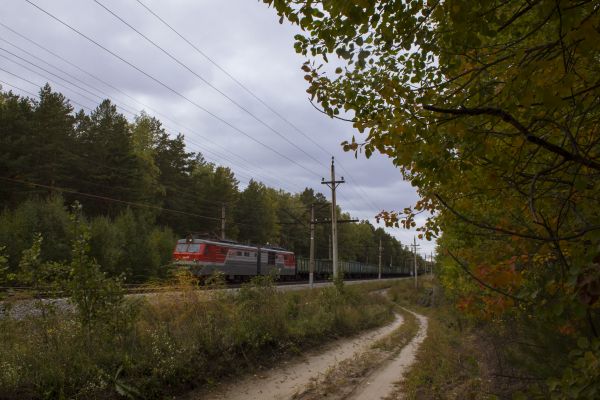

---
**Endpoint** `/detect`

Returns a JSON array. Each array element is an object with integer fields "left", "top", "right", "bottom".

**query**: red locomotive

[{"left": 172, "top": 236, "right": 296, "bottom": 279}]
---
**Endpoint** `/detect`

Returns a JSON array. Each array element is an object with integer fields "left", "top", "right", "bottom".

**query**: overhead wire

[
  {"left": 0, "top": 176, "right": 306, "bottom": 229},
  {"left": 0, "top": 47, "right": 105, "bottom": 104},
  {"left": 0, "top": 65, "right": 97, "bottom": 111},
  {"left": 133, "top": 0, "right": 383, "bottom": 213},
  {"left": 0, "top": 79, "right": 38, "bottom": 98},
  {"left": 0, "top": 30, "right": 299, "bottom": 193},
  {"left": 92, "top": 0, "right": 368, "bottom": 213},
  {"left": 0, "top": 20, "right": 291, "bottom": 190},
  {"left": 25, "top": 0, "right": 323, "bottom": 181},
  {"left": 93, "top": 0, "right": 326, "bottom": 172},
  {"left": 8, "top": 0, "right": 370, "bottom": 220}
]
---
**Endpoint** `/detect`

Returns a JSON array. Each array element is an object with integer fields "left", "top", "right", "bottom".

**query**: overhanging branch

[{"left": 423, "top": 104, "right": 600, "bottom": 171}]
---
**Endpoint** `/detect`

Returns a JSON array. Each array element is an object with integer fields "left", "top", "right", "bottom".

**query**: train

[{"left": 172, "top": 236, "right": 419, "bottom": 281}]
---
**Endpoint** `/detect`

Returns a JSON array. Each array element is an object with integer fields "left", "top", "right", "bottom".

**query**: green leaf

[{"left": 577, "top": 337, "right": 590, "bottom": 349}]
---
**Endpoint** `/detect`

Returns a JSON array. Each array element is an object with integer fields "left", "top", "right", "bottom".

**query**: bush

[{"left": 0, "top": 195, "right": 73, "bottom": 274}]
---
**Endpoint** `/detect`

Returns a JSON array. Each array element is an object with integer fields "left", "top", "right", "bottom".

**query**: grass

[{"left": 0, "top": 276, "right": 395, "bottom": 399}]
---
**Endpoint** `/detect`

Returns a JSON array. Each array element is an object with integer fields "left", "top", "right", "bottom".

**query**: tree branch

[
  {"left": 423, "top": 104, "right": 600, "bottom": 171},
  {"left": 434, "top": 193, "right": 600, "bottom": 241},
  {"left": 447, "top": 249, "right": 524, "bottom": 302}
]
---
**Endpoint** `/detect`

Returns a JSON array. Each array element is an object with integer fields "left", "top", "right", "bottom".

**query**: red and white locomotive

[{"left": 172, "top": 236, "right": 296, "bottom": 279}]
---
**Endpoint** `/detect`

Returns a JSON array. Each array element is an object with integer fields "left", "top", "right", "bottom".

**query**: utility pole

[
  {"left": 378, "top": 238, "right": 382, "bottom": 279},
  {"left": 430, "top": 252, "right": 434, "bottom": 276},
  {"left": 322, "top": 157, "right": 344, "bottom": 280},
  {"left": 221, "top": 203, "right": 226, "bottom": 240},
  {"left": 328, "top": 234, "right": 332, "bottom": 260},
  {"left": 309, "top": 203, "right": 315, "bottom": 288},
  {"left": 256, "top": 245, "right": 262, "bottom": 276},
  {"left": 412, "top": 236, "right": 420, "bottom": 289}
]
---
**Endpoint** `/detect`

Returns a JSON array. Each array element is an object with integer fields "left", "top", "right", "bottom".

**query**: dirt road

[{"left": 185, "top": 314, "right": 405, "bottom": 400}]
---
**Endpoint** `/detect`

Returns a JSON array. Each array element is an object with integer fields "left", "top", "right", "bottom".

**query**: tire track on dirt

[{"left": 347, "top": 308, "right": 428, "bottom": 400}]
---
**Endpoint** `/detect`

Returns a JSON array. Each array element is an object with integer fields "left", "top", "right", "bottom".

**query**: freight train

[{"left": 172, "top": 236, "right": 416, "bottom": 280}]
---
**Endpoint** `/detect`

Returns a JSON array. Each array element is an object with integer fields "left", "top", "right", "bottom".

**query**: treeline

[{"left": 0, "top": 84, "right": 413, "bottom": 282}]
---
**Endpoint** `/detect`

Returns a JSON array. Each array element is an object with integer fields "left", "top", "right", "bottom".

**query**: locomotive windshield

[{"left": 175, "top": 243, "right": 204, "bottom": 253}]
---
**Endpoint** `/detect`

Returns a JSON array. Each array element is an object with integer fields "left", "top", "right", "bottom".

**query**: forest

[{"left": 0, "top": 84, "right": 415, "bottom": 283}]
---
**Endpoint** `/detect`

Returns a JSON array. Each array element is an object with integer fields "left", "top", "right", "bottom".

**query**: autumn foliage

[{"left": 265, "top": 0, "right": 600, "bottom": 397}]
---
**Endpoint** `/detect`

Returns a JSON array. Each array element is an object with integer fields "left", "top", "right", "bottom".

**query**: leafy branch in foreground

[{"left": 263, "top": 0, "right": 600, "bottom": 396}]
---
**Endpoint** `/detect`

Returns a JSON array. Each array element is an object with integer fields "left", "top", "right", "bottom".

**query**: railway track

[
  {"left": 0, "top": 277, "right": 407, "bottom": 320},
  {"left": 0, "top": 276, "right": 407, "bottom": 298}
]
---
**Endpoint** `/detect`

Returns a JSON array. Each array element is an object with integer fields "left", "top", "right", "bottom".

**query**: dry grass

[{"left": 0, "top": 277, "right": 394, "bottom": 399}]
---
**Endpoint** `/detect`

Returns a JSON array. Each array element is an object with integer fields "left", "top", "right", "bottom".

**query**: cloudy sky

[{"left": 0, "top": 0, "right": 436, "bottom": 255}]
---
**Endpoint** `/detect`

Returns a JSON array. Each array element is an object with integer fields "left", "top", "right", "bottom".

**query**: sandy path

[
  {"left": 188, "top": 314, "right": 404, "bottom": 400},
  {"left": 347, "top": 309, "right": 428, "bottom": 400}
]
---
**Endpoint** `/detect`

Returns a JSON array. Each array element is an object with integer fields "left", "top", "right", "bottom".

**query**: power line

[
  {"left": 0, "top": 176, "right": 308, "bottom": 229},
  {"left": 0, "top": 78, "right": 38, "bottom": 98},
  {"left": 0, "top": 67, "right": 95, "bottom": 112},
  {"left": 25, "top": 0, "right": 322, "bottom": 180},
  {"left": 133, "top": 0, "right": 382, "bottom": 213},
  {"left": 3, "top": 9, "right": 361, "bottom": 212},
  {"left": 0, "top": 176, "right": 223, "bottom": 222},
  {"left": 0, "top": 47, "right": 104, "bottom": 103},
  {"left": 94, "top": 0, "right": 326, "bottom": 173},
  {"left": 0, "top": 30, "right": 299, "bottom": 193}
]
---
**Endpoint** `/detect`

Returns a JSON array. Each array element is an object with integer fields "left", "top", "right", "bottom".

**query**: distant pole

[
  {"left": 378, "top": 238, "right": 382, "bottom": 279},
  {"left": 328, "top": 234, "right": 332, "bottom": 260},
  {"left": 412, "top": 236, "right": 419, "bottom": 289},
  {"left": 221, "top": 203, "right": 226, "bottom": 240},
  {"left": 322, "top": 157, "right": 345, "bottom": 280},
  {"left": 309, "top": 203, "right": 315, "bottom": 288},
  {"left": 256, "top": 245, "right": 262, "bottom": 276},
  {"left": 430, "top": 252, "right": 434, "bottom": 276}
]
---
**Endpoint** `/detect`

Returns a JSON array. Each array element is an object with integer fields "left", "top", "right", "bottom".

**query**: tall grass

[{"left": 0, "top": 276, "right": 393, "bottom": 399}]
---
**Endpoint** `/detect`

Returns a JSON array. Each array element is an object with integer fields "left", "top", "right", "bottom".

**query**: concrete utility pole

[
  {"left": 221, "top": 203, "right": 226, "bottom": 240},
  {"left": 309, "top": 203, "right": 315, "bottom": 288},
  {"left": 378, "top": 238, "right": 382, "bottom": 279},
  {"left": 412, "top": 236, "right": 420, "bottom": 289},
  {"left": 322, "top": 157, "right": 344, "bottom": 280}
]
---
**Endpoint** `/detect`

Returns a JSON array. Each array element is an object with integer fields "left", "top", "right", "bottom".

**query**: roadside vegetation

[{"left": 0, "top": 220, "right": 394, "bottom": 400}]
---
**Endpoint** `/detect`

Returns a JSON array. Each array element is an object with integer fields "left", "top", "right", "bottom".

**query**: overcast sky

[{"left": 0, "top": 0, "right": 436, "bottom": 256}]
